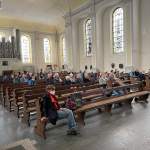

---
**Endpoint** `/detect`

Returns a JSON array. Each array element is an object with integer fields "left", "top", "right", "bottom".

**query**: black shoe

[{"left": 67, "top": 128, "right": 79, "bottom": 135}]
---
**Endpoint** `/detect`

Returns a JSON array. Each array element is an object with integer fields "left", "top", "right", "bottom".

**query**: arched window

[
  {"left": 62, "top": 37, "right": 67, "bottom": 64},
  {"left": 43, "top": 38, "right": 51, "bottom": 63},
  {"left": 85, "top": 19, "right": 92, "bottom": 56},
  {"left": 113, "top": 7, "right": 124, "bottom": 53},
  {"left": 21, "top": 35, "right": 32, "bottom": 63}
]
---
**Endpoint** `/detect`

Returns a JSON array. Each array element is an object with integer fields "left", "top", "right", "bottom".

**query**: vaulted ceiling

[{"left": 0, "top": 0, "right": 88, "bottom": 30}]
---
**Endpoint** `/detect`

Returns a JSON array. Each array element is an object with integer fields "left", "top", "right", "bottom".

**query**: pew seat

[{"left": 75, "top": 91, "right": 149, "bottom": 125}]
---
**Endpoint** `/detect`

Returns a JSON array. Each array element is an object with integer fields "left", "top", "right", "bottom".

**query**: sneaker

[{"left": 67, "top": 128, "right": 79, "bottom": 135}]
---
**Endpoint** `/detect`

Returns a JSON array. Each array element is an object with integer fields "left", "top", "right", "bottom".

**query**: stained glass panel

[
  {"left": 85, "top": 19, "right": 92, "bottom": 56},
  {"left": 21, "top": 35, "right": 32, "bottom": 63},
  {"left": 113, "top": 8, "right": 124, "bottom": 53}
]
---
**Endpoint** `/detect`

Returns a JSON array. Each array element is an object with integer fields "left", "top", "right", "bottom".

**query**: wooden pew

[
  {"left": 6, "top": 84, "right": 46, "bottom": 113},
  {"left": 119, "top": 73, "right": 130, "bottom": 80},
  {"left": 75, "top": 82, "right": 147, "bottom": 125},
  {"left": 4, "top": 83, "right": 29, "bottom": 108},
  {"left": 145, "top": 74, "right": 150, "bottom": 90},
  {"left": 75, "top": 90, "right": 149, "bottom": 125},
  {"left": 23, "top": 83, "right": 101, "bottom": 126},
  {"left": 13, "top": 87, "right": 46, "bottom": 118},
  {"left": 4, "top": 81, "right": 98, "bottom": 118},
  {"left": 34, "top": 82, "right": 145, "bottom": 139},
  {"left": 56, "top": 83, "right": 99, "bottom": 97},
  {"left": 22, "top": 93, "right": 45, "bottom": 126},
  {"left": 1, "top": 79, "right": 98, "bottom": 107},
  {"left": 54, "top": 80, "right": 98, "bottom": 91},
  {"left": 1, "top": 83, "right": 16, "bottom": 106}
]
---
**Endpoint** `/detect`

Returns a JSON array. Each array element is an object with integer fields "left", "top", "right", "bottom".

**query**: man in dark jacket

[{"left": 41, "top": 85, "right": 78, "bottom": 135}]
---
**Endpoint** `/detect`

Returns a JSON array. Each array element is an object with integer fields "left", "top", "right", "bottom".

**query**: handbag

[{"left": 65, "top": 92, "right": 83, "bottom": 110}]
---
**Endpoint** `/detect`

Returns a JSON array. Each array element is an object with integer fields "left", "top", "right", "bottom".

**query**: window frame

[
  {"left": 43, "top": 38, "right": 51, "bottom": 64},
  {"left": 112, "top": 7, "right": 124, "bottom": 54},
  {"left": 62, "top": 36, "right": 67, "bottom": 65},
  {"left": 21, "top": 34, "right": 32, "bottom": 64},
  {"left": 84, "top": 18, "right": 92, "bottom": 57}
]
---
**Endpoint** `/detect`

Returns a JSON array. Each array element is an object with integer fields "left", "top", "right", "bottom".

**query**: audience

[{"left": 1, "top": 67, "right": 149, "bottom": 86}]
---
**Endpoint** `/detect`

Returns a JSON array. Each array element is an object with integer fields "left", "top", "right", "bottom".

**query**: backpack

[
  {"left": 65, "top": 96, "right": 76, "bottom": 110},
  {"left": 65, "top": 92, "right": 84, "bottom": 110}
]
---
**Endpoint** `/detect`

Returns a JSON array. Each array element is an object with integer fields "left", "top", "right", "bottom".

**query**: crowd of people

[
  {"left": 0, "top": 69, "right": 98, "bottom": 85},
  {"left": 0, "top": 68, "right": 148, "bottom": 86},
  {"left": 0, "top": 68, "right": 149, "bottom": 135}
]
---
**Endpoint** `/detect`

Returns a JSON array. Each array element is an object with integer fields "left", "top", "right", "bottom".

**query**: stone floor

[{"left": 0, "top": 99, "right": 150, "bottom": 150}]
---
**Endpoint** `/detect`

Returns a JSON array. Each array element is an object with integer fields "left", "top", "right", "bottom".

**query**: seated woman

[{"left": 41, "top": 85, "right": 79, "bottom": 135}]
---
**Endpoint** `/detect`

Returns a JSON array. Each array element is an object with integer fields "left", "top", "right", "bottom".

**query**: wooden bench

[
  {"left": 145, "top": 74, "right": 150, "bottom": 90},
  {"left": 9, "top": 85, "right": 45, "bottom": 111},
  {"left": 14, "top": 87, "right": 46, "bottom": 118},
  {"left": 34, "top": 82, "right": 144, "bottom": 138},
  {"left": 4, "top": 83, "right": 29, "bottom": 108},
  {"left": 75, "top": 91, "right": 149, "bottom": 125},
  {"left": 22, "top": 93, "right": 45, "bottom": 126},
  {"left": 11, "top": 82, "right": 99, "bottom": 120},
  {"left": 119, "top": 73, "right": 130, "bottom": 80},
  {"left": 56, "top": 83, "right": 100, "bottom": 98},
  {"left": 1, "top": 80, "right": 98, "bottom": 106}
]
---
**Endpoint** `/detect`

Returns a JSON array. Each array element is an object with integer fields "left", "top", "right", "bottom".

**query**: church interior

[{"left": 0, "top": 0, "right": 150, "bottom": 149}]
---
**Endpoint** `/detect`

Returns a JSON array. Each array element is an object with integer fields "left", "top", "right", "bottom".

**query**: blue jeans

[{"left": 57, "top": 108, "right": 77, "bottom": 129}]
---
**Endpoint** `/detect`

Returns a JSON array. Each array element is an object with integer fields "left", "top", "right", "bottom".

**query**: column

[
  {"left": 72, "top": 19, "right": 80, "bottom": 72},
  {"left": 64, "top": 15, "right": 73, "bottom": 70},
  {"left": 131, "top": 0, "right": 141, "bottom": 69},
  {"left": 91, "top": 0, "right": 97, "bottom": 70},
  {"left": 65, "top": 15, "right": 80, "bottom": 71}
]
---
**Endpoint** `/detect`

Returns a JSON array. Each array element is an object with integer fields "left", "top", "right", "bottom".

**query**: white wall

[
  {"left": 79, "top": 18, "right": 93, "bottom": 71},
  {"left": 102, "top": 2, "right": 131, "bottom": 72},
  {"left": 1, "top": 0, "right": 150, "bottom": 74},
  {"left": 0, "top": 28, "right": 58, "bottom": 75},
  {"left": 64, "top": 0, "right": 132, "bottom": 72}
]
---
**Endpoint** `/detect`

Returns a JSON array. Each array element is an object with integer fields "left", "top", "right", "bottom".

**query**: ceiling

[{"left": 0, "top": 0, "right": 88, "bottom": 30}]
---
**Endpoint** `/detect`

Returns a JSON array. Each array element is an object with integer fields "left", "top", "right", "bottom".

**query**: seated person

[
  {"left": 41, "top": 85, "right": 79, "bottom": 135},
  {"left": 65, "top": 76, "right": 72, "bottom": 85},
  {"left": 39, "top": 69, "right": 45, "bottom": 79},
  {"left": 130, "top": 70, "right": 145, "bottom": 80},
  {"left": 69, "top": 73, "right": 76, "bottom": 84},
  {"left": 76, "top": 71, "right": 83, "bottom": 83},
  {"left": 99, "top": 74, "right": 107, "bottom": 89},
  {"left": 83, "top": 70, "right": 90, "bottom": 82},
  {"left": 112, "top": 90, "right": 124, "bottom": 96},
  {"left": 13, "top": 74, "right": 20, "bottom": 84},
  {"left": 53, "top": 73, "right": 61, "bottom": 84},
  {"left": 46, "top": 73, "right": 54, "bottom": 84},
  {"left": 27, "top": 75, "right": 36, "bottom": 86}
]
